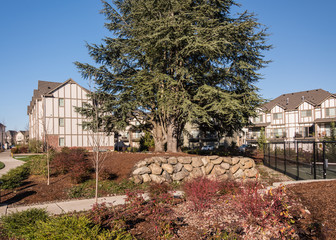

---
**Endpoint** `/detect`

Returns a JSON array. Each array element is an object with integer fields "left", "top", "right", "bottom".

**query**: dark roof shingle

[{"left": 263, "top": 89, "right": 332, "bottom": 111}]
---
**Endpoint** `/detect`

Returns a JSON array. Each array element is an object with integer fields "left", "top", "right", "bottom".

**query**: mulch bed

[
  {"left": 286, "top": 180, "right": 336, "bottom": 239},
  {"left": 0, "top": 152, "right": 335, "bottom": 238}
]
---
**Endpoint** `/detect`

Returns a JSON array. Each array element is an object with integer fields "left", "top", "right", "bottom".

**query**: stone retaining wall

[{"left": 131, "top": 155, "right": 258, "bottom": 184}]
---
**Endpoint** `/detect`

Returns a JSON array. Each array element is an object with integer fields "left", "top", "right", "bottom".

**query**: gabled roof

[
  {"left": 263, "top": 89, "right": 333, "bottom": 111},
  {"left": 27, "top": 78, "right": 89, "bottom": 114}
]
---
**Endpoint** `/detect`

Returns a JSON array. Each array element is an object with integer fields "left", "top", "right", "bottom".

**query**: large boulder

[
  {"left": 173, "top": 163, "right": 183, "bottom": 173},
  {"left": 168, "top": 157, "right": 178, "bottom": 165},
  {"left": 133, "top": 166, "right": 151, "bottom": 175},
  {"left": 150, "top": 163, "right": 163, "bottom": 175},
  {"left": 172, "top": 168, "right": 189, "bottom": 181},
  {"left": 205, "top": 162, "right": 214, "bottom": 175},
  {"left": 178, "top": 157, "right": 192, "bottom": 164},
  {"left": 192, "top": 157, "right": 203, "bottom": 167},
  {"left": 162, "top": 163, "right": 174, "bottom": 174}
]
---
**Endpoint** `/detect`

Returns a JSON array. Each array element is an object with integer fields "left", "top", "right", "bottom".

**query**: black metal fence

[{"left": 264, "top": 141, "right": 336, "bottom": 180}]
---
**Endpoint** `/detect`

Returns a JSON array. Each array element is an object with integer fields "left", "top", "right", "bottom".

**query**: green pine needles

[{"left": 75, "top": 0, "right": 270, "bottom": 152}]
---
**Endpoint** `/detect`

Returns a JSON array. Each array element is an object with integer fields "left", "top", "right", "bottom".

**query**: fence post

[
  {"left": 263, "top": 143, "right": 266, "bottom": 165},
  {"left": 275, "top": 143, "right": 277, "bottom": 170},
  {"left": 313, "top": 141, "right": 316, "bottom": 179},
  {"left": 296, "top": 141, "right": 299, "bottom": 180},
  {"left": 284, "top": 142, "right": 286, "bottom": 174},
  {"left": 323, "top": 141, "right": 326, "bottom": 179},
  {"left": 268, "top": 143, "right": 271, "bottom": 166}
]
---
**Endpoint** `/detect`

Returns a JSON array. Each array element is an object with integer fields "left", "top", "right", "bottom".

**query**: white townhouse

[
  {"left": 245, "top": 89, "right": 336, "bottom": 143},
  {"left": 27, "top": 79, "right": 114, "bottom": 151}
]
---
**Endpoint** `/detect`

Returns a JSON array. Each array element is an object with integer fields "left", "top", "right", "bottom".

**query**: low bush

[
  {"left": 30, "top": 215, "right": 126, "bottom": 240},
  {"left": 1, "top": 208, "right": 49, "bottom": 239},
  {"left": 28, "top": 139, "right": 43, "bottom": 153},
  {"left": 0, "top": 164, "right": 30, "bottom": 189},
  {"left": 51, "top": 147, "right": 91, "bottom": 183},
  {"left": 67, "top": 179, "right": 145, "bottom": 199},
  {"left": 183, "top": 176, "right": 220, "bottom": 211},
  {"left": 28, "top": 155, "right": 47, "bottom": 176},
  {"left": 234, "top": 181, "right": 294, "bottom": 230},
  {"left": 0, "top": 161, "right": 5, "bottom": 170}
]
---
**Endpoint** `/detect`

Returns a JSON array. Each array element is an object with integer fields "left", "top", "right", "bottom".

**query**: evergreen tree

[{"left": 75, "top": 0, "right": 270, "bottom": 152}]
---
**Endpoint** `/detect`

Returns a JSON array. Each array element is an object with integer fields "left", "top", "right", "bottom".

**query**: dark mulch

[
  {"left": 0, "top": 152, "right": 190, "bottom": 207},
  {"left": 287, "top": 180, "right": 336, "bottom": 239}
]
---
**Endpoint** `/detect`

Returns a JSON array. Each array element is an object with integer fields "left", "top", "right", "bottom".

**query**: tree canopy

[{"left": 75, "top": 0, "right": 270, "bottom": 152}]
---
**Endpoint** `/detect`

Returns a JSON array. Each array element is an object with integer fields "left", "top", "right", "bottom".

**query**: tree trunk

[
  {"left": 167, "top": 123, "right": 178, "bottom": 152},
  {"left": 152, "top": 123, "right": 166, "bottom": 152}
]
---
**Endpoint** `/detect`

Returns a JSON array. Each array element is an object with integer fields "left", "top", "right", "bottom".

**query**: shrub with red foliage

[
  {"left": 234, "top": 181, "right": 292, "bottom": 228},
  {"left": 183, "top": 176, "right": 220, "bottom": 211},
  {"left": 51, "top": 147, "right": 91, "bottom": 183}
]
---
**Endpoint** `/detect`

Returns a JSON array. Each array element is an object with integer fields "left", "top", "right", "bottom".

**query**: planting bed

[{"left": 0, "top": 152, "right": 335, "bottom": 238}]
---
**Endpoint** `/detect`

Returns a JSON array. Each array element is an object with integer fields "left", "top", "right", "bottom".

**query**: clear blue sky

[{"left": 1, "top": 0, "right": 336, "bottom": 131}]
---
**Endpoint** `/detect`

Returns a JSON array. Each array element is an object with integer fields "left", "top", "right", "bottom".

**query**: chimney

[
  {"left": 301, "top": 96, "right": 305, "bottom": 101},
  {"left": 286, "top": 98, "right": 289, "bottom": 105}
]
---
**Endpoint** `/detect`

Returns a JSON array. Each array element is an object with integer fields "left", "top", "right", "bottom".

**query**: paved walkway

[
  {"left": 0, "top": 191, "right": 184, "bottom": 216},
  {"left": 0, "top": 195, "right": 128, "bottom": 216},
  {"left": 0, "top": 150, "right": 25, "bottom": 177}
]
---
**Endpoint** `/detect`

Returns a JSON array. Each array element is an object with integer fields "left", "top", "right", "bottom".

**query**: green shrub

[
  {"left": 1, "top": 208, "right": 49, "bottom": 239},
  {"left": 31, "top": 215, "right": 127, "bottom": 240},
  {"left": 0, "top": 164, "right": 30, "bottom": 189},
  {"left": 28, "top": 139, "right": 43, "bottom": 153},
  {"left": 0, "top": 161, "right": 5, "bottom": 170},
  {"left": 28, "top": 155, "right": 47, "bottom": 176},
  {"left": 139, "top": 131, "right": 154, "bottom": 151}
]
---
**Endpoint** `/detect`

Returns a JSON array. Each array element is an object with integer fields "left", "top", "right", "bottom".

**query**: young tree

[
  {"left": 75, "top": 0, "right": 270, "bottom": 152},
  {"left": 76, "top": 82, "right": 109, "bottom": 203}
]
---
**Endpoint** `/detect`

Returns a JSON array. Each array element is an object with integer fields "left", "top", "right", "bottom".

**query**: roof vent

[
  {"left": 286, "top": 98, "right": 289, "bottom": 105},
  {"left": 301, "top": 96, "right": 305, "bottom": 101}
]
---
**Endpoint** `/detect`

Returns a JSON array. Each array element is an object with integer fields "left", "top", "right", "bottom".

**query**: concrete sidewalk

[
  {"left": 0, "top": 191, "right": 184, "bottom": 216},
  {"left": 0, "top": 150, "right": 25, "bottom": 177},
  {"left": 0, "top": 195, "right": 128, "bottom": 216}
]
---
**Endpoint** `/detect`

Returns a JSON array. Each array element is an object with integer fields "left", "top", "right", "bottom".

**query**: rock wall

[{"left": 131, "top": 156, "right": 258, "bottom": 184}]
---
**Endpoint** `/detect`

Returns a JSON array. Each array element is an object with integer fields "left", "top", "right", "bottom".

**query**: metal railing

[{"left": 264, "top": 141, "right": 336, "bottom": 180}]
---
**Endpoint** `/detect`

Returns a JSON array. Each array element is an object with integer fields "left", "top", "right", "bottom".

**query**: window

[
  {"left": 301, "top": 110, "right": 312, "bottom": 117},
  {"left": 273, "top": 113, "right": 283, "bottom": 120},
  {"left": 253, "top": 115, "right": 263, "bottom": 123},
  {"left": 273, "top": 128, "right": 285, "bottom": 138},
  {"left": 59, "top": 118, "right": 64, "bottom": 127},
  {"left": 326, "top": 108, "right": 336, "bottom": 117},
  {"left": 59, "top": 137, "right": 64, "bottom": 147},
  {"left": 59, "top": 98, "right": 64, "bottom": 107}
]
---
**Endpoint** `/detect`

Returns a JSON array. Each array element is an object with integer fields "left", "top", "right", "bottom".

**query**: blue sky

[{"left": 1, "top": 0, "right": 336, "bottom": 130}]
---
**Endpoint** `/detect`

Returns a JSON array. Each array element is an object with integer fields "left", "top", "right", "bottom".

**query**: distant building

[
  {"left": 27, "top": 79, "right": 114, "bottom": 151},
  {"left": 5, "top": 130, "right": 17, "bottom": 147},
  {"left": 16, "top": 131, "right": 29, "bottom": 145},
  {"left": 244, "top": 89, "right": 336, "bottom": 143},
  {"left": 182, "top": 122, "right": 243, "bottom": 149}
]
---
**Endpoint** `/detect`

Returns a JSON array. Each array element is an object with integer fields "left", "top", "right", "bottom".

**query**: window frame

[
  {"left": 326, "top": 107, "right": 336, "bottom": 117},
  {"left": 59, "top": 137, "right": 64, "bottom": 147},
  {"left": 59, "top": 98, "right": 64, "bottom": 107},
  {"left": 273, "top": 113, "right": 283, "bottom": 120},
  {"left": 59, "top": 118, "right": 64, "bottom": 127},
  {"left": 301, "top": 110, "right": 312, "bottom": 118}
]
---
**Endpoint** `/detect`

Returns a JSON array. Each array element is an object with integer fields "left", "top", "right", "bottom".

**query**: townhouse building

[
  {"left": 245, "top": 89, "right": 336, "bottom": 144},
  {"left": 27, "top": 79, "right": 114, "bottom": 150}
]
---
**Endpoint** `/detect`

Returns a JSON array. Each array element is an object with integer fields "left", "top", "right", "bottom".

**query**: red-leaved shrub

[
  {"left": 51, "top": 147, "right": 91, "bottom": 183},
  {"left": 183, "top": 176, "right": 220, "bottom": 211},
  {"left": 234, "top": 181, "right": 291, "bottom": 227}
]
